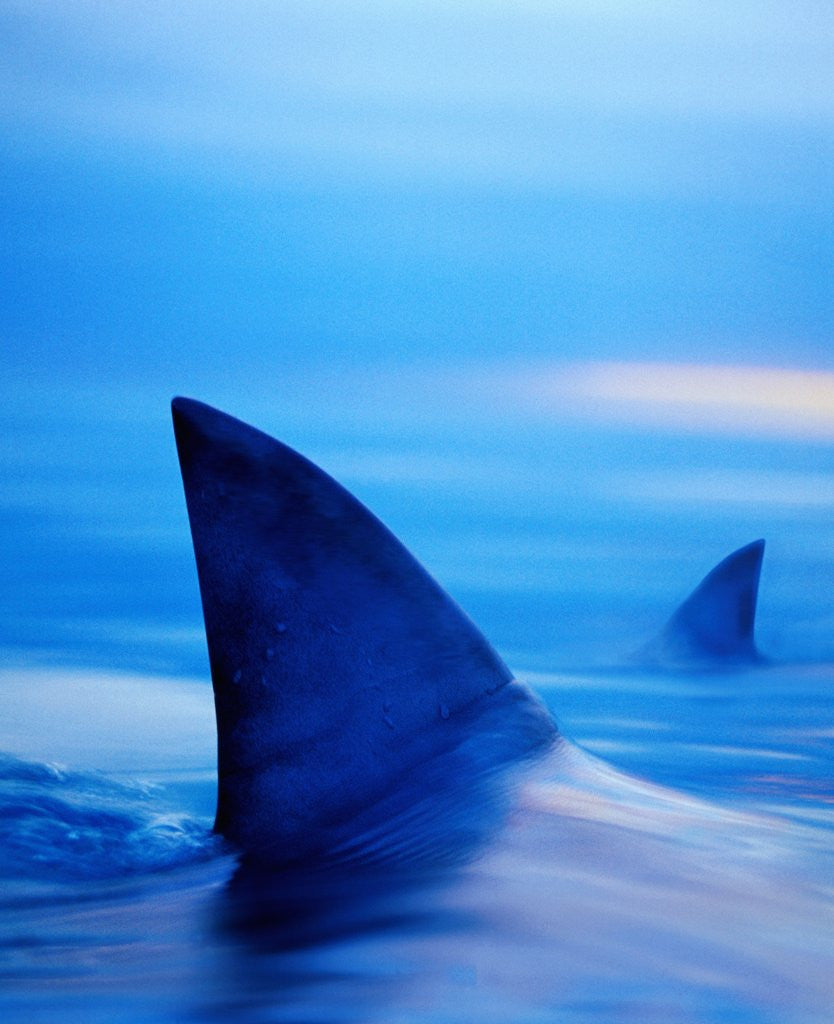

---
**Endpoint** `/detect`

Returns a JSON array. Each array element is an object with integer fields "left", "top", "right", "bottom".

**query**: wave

[{"left": 0, "top": 753, "right": 221, "bottom": 884}]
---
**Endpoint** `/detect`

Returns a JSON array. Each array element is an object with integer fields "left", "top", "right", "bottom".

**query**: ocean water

[{"left": 2, "top": 376, "right": 834, "bottom": 1023}]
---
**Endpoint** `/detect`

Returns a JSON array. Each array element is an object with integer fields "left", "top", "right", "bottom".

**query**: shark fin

[
  {"left": 641, "top": 540, "right": 765, "bottom": 667},
  {"left": 172, "top": 398, "right": 555, "bottom": 864}
]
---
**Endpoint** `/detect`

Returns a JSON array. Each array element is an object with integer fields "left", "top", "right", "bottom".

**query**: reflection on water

[{"left": 533, "top": 661, "right": 834, "bottom": 831}]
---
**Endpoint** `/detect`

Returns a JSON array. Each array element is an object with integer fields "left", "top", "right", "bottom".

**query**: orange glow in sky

[{"left": 529, "top": 362, "right": 834, "bottom": 439}]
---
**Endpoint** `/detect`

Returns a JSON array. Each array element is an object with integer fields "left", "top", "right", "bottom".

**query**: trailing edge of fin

[
  {"left": 640, "top": 540, "right": 765, "bottom": 667},
  {"left": 172, "top": 397, "right": 556, "bottom": 864}
]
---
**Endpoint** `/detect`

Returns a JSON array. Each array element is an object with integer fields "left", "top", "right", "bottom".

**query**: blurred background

[{"left": 1, "top": 1, "right": 833, "bottom": 677}]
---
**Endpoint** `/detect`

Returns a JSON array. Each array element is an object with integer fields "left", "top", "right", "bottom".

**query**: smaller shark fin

[{"left": 640, "top": 540, "right": 765, "bottom": 667}]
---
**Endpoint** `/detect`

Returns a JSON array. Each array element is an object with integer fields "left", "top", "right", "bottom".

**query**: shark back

[{"left": 172, "top": 398, "right": 556, "bottom": 864}]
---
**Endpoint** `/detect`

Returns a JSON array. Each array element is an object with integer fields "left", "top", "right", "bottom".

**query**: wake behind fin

[
  {"left": 172, "top": 398, "right": 556, "bottom": 864},
  {"left": 639, "top": 540, "right": 765, "bottom": 667}
]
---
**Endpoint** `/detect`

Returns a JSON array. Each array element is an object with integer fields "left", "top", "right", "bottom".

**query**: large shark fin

[
  {"left": 172, "top": 398, "right": 555, "bottom": 864},
  {"left": 640, "top": 540, "right": 765, "bottom": 667}
]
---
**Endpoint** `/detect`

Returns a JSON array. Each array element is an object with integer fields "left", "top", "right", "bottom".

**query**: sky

[
  {"left": 1, "top": 0, "right": 832, "bottom": 395},
  {"left": 1, "top": 2, "right": 833, "bottom": 677}
]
